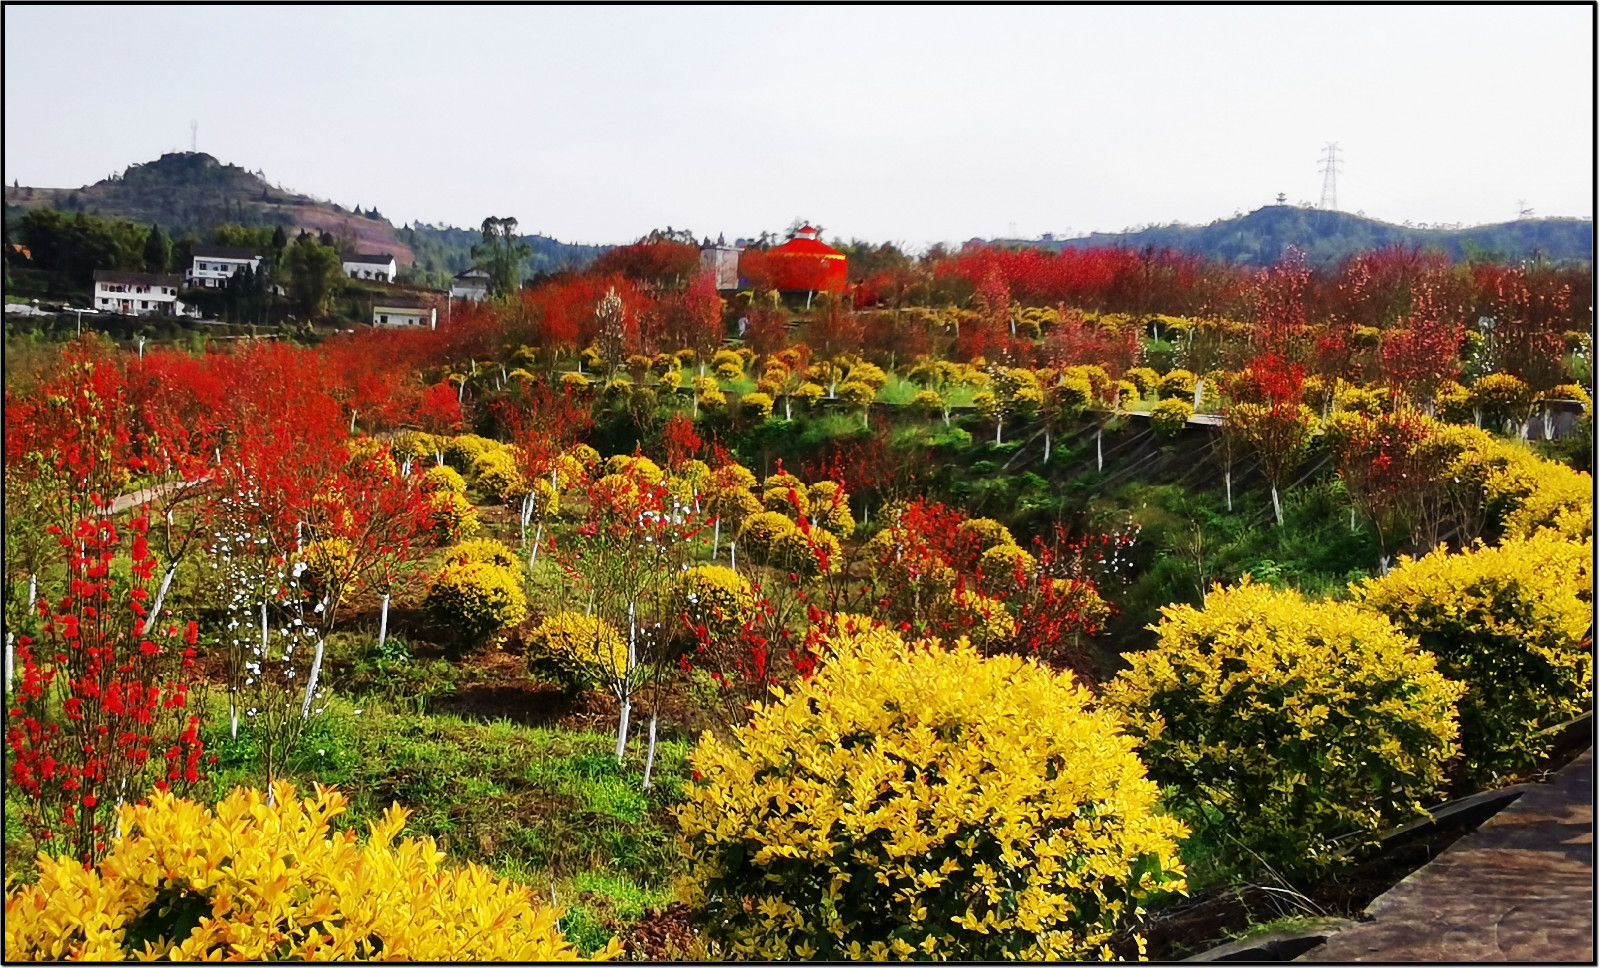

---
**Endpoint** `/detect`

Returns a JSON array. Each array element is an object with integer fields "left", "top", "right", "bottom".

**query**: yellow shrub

[
  {"left": 711, "top": 463, "right": 758, "bottom": 492},
  {"left": 424, "top": 561, "right": 528, "bottom": 644},
  {"left": 1435, "top": 380, "right": 1472, "bottom": 424},
  {"left": 297, "top": 538, "right": 355, "bottom": 604},
  {"left": 471, "top": 448, "right": 525, "bottom": 502},
  {"left": 426, "top": 491, "right": 480, "bottom": 543},
  {"left": 1334, "top": 383, "right": 1387, "bottom": 416},
  {"left": 698, "top": 386, "right": 727, "bottom": 411},
  {"left": 419, "top": 464, "right": 467, "bottom": 496},
  {"left": 910, "top": 389, "right": 944, "bottom": 417},
  {"left": 955, "top": 517, "right": 1015, "bottom": 552},
  {"left": 674, "top": 458, "right": 712, "bottom": 487},
  {"left": 525, "top": 477, "right": 561, "bottom": 522},
  {"left": 1150, "top": 398, "right": 1194, "bottom": 437},
  {"left": 835, "top": 380, "right": 876, "bottom": 409},
  {"left": 761, "top": 481, "right": 810, "bottom": 518},
  {"left": 604, "top": 454, "right": 663, "bottom": 485},
  {"left": 443, "top": 434, "right": 498, "bottom": 472},
  {"left": 1470, "top": 373, "right": 1533, "bottom": 428},
  {"left": 528, "top": 611, "right": 629, "bottom": 693},
  {"left": 1125, "top": 367, "right": 1160, "bottom": 398},
  {"left": 793, "top": 382, "right": 827, "bottom": 408},
  {"left": 391, "top": 431, "right": 436, "bottom": 463},
  {"left": 566, "top": 443, "right": 602, "bottom": 470},
  {"left": 446, "top": 538, "right": 522, "bottom": 574},
  {"left": 1104, "top": 580, "right": 1463, "bottom": 880},
  {"left": 772, "top": 526, "right": 843, "bottom": 577},
  {"left": 344, "top": 437, "right": 398, "bottom": 477},
  {"left": 739, "top": 392, "right": 775, "bottom": 421},
  {"left": 2, "top": 783, "right": 615, "bottom": 962},
  {"left": 552, "top": 453, "right": 587, "bottom": 491},
  {"left": 931, "top": 588, "right": 1016, "bottom": 652},
  {"left": 676, "top": 627, "right": 1186, "bottom": 961},
  {"left": 977, "top": 544, "right": 1036, "bottom": 594},
  {"left": 807, "top": 481, "right": 856, "bottom": 539},
  {"left": 674, "top": 565, "right": 757, "bottom": 643},
  {"left": 1155, "top": 369, "right": 1197, "bottom": 401},
  {"left": 1353, "top": 533, "right": 1593, "bottom": 782},
  {"left": 736, "top": 511, "right": 796, "bottom": 561},
  {"left": 562, "top": 371, "right": 591, "bottom": 389}
]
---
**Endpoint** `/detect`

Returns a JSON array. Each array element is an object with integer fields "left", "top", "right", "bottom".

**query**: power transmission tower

[{"left": 1317, "top": 142, "right": 1342, "bottom": 211}]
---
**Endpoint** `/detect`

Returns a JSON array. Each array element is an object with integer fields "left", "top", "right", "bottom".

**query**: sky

[{"left": 3, "top": 5, "right": 1593, "bottom": 249}]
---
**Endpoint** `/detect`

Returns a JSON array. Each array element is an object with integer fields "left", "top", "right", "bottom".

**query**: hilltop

[
  {"left": 988, "top": 206, "right": 1594, "bottom": 267},
  {"left": 2, "top": 152, "right": 604, "bottom": 276}
]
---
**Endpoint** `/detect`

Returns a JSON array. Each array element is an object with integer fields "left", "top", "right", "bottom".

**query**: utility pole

[{"left": 1317, "top": 142, "right": 1342, "bottom": 211}]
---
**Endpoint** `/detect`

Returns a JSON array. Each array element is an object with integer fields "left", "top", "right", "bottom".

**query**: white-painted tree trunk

[
  {"left": 5, "top": 632, "right": 14, "bottom": 692},
  {"left": 349, "top": 411, "right": 357, "bottom": 434},
  {"left": 784, "top": 397, "right": 792, "bottom": 420},
  {"left": 1043, "top": 428, "right": 1051, "bottom": 465},
  {"left": 377, "top": 593, "right": 391, "bottom": 652},
  {"left": 301, "top": 598, "right": 330, "bottom": 718},
  {"left": 141, "top": 564, "right": 178, "bottom": 636},
  {"left": 995, "top": 416, "right": 1003, "bottom": 444},
  {"left": 28, "top": 573, "right": 37, "bottom": 610},
  {"left": 711, "top": 517, "right": 720, "bottom": 559},
  {"left": 1271, "top": 486, "right": 1283, "bottom": 526},
  {"left": 1096, "top": 428, "right": 1104, "bottom": 471},
  {"left": 528, "top": 523, "right": 544, "bottom": 567},
  {"left": 1350, "top": 507, "right": 1357, "bottom": 532},
  {"left": 1193, "top": 379, "right": 1205, "bottom": 410},
  {"left": 730, "top": 540, "right": 737, "bottom": 571},
  {"left": 642, "top": 715, "right": 659, "bottom": 790},
  {"left": 1224, "top": 468, "right": 1233, "bottom": 511}
]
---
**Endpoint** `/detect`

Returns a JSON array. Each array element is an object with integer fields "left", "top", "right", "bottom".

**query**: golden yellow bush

[
  {"left": 977, "top": 544, "right": 1036, "bottom": 595},
  {"left": 772, "top": 526, "right": 844, "bottom": 577},
  {"left": 1150, "top": 398, "right": 1194, "bottom": 437},
  {"left": 955, "top": 517, "right": 1016, "bottom": 552},
  {"left": 2, "top": 783, "right": 616, "bottom": 962},
  {"left": 931, "top": 588, "right": 1016, "bottom": 652},
  {"left": 442, "top": 434, "right": 498, "bottom": 472},
  {"left": 675, "top": 566, "right": 757, "bottom": 643},
  {"left": 446, "top": 538, "right": 521, "bottom": 574},
  {"left": 1155, "top": 369, "right": 1197, "bottom": 401},
  {"left": 737, "top": 511, "right": 797, "bottom": 561},
  {"left": 526, "top": 611, "right": 629, "bottom": 693},
  {"left": 419, "top": 464, "right": 467, "bottom": 496},
  {"left": 297, "top": 538, "right": 356, "bottom": 604},
  {"left": 676, "top": 626, "right": 1186, "bottom": 961},
  {"left": 1353, "top": 533, "right": 1593, "bottom": 781},
  {"left": 1125, "top": 367, "right": 1160, "bottom": 398},
  {"left": 1104, "top": 580, "right": 1463, "bottom": 880},
  {"left": 424, "top": 560, "right": 526, "bottom": 643},
  {"left": 425, "top": 490, "right": 480, "bottom": 543},
  {"left": 471, "top": 448, "right": 525, "bottom": 502}
]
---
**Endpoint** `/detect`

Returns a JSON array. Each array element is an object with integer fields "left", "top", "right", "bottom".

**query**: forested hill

[
  {"left": 991, "top": 206, "right": 1594, "bottom": 267},
  {"left": 2, "top": 152, "right": 605, "bottom": 276}
]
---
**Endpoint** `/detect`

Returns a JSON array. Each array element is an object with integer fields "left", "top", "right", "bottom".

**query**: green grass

[{"left": 194, "top": 690, "right": 693, "bottom": 921}]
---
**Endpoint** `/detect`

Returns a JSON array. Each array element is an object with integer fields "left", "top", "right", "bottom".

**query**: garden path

[{"left": 1299, "top": 748, "right": 1593, "bottom": 962}]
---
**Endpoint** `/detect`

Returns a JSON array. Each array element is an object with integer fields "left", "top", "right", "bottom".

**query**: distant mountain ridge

[
  {"left": 986, "top": 206, "right": 1594, "bottom": 267},
  {"left": 2, "top": 152, "right": 604, "bottom": 275}
]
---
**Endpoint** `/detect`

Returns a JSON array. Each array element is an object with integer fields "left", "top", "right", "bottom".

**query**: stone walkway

[{"left": 1301, "top": 749, "right": 1593, "bottom": 962}]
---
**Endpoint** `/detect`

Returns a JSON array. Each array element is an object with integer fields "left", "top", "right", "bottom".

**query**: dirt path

[{"left": 105, "top": 476, "right": 210, "bottom": 515}]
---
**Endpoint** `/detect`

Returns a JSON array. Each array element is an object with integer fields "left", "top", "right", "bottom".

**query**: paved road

[{"left": 1301, "top": 749, "right": 1593, "bottom": 962}]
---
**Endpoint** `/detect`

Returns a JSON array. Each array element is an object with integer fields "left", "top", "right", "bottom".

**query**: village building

[
  {"left": 699, "top": 235, "right": 741, "bottom": 291},
  {"left": 93, "top": 270, "right": 186, "bottom": 315},
  {"left": 187, "top": 245, "right": 263, "bottom": 288},
  {"left": 372, "top": 296, "right": 437, "bottom": 329},
  {"left": 450, "top": 267, "right": 491, "bottom": 301},
  {"left": 344, "top": 252, "right": 398, "bottom": 282}
]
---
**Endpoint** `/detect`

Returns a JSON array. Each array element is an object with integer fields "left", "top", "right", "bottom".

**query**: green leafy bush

[{"left": 1104, "top": 580, "right": 1464, "bottom": 882}]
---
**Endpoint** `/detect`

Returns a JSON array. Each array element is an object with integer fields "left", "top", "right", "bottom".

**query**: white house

[
  {"left": 344, "top": 252, "right": 398, "bottom": 282},
  {"left": 372, "top": 298, "right": 436, "bottom": 329},
  {"left": 187, "top": 245, "right": 263, "bottom": 289},
  {"left": 94, "top": 271, "right": 186, "bottom": 316},
  {"left": 450, "top": 267, "right": 491, "bottom": 302}
]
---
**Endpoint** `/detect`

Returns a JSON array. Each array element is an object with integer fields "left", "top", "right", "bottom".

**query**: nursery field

[{"left": 3, "top": 241, "right": 1593, "bottom": 961}]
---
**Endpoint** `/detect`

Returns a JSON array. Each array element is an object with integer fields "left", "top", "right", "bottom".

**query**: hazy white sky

[{"left": 4, "top": 5, "right": 1592, "bottom": 248}]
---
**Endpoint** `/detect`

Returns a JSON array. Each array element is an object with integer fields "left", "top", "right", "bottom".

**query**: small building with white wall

[
  {"left": 450, "top": 267, "right": 491, "bottom": 301},
  {"left": 372, "top": 297, "right": 437, "bottom": 329},
  {"left": 187, "top": 245, "right": 263, "bottom": 288},
  {"left": 344, "top": 252, "right": 398, "bottom": 282},
  {"left": 94, "top": 270, "right": 186, "bottom": 315},
  {"left": 700, "top": 235, "right": 740, "bottom": 291}
]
